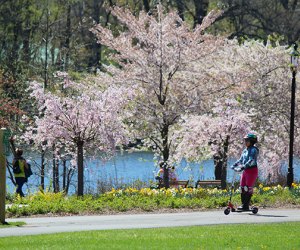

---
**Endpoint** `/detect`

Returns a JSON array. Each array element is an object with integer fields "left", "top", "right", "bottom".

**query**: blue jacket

[{"left": 234, "top": 146, "right": 259, "bottom": 169}]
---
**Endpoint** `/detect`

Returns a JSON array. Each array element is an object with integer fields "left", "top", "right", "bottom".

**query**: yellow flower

[{"left": 263, "top": 187, "right": 271, "bottom": 192}]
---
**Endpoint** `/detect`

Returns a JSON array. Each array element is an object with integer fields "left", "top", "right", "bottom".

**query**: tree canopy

[{"left": 1, "top": 1, "right": 299, "bottom": 194}]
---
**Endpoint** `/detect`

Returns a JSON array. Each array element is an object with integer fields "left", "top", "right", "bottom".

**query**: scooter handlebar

[
  {"left": 233, "top": 167, "right": 243, "bottom": 172},
  {"left": 230, "top": 164, "right": 245, "bottom": 172}
]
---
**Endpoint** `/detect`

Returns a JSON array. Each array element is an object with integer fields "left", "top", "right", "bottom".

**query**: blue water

[{"left": 6, "top": 151, "right": 300, "bottom": 195}]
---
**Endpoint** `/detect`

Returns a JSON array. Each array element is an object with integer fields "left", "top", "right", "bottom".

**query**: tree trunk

[
  {"left": 11, "top": 19, "right": 21, "bottom": 80},
  {"left": 65, "top": 167, "right": 74, "bottom": 195},
  {"left": 161, "top": 123, "right": 170, "bottom": 188},
  {"left": 193, "top": 0, "right": 208, "bottom": 28},
  {"left": 62, "top": 159, "right": 66, "bottom": 191},
  {"left": 55, "top": 159, "right": 59, "bottom": 192},
  {"left": 9, "top": 137, "right": 17, "bottom": 157},
  {"left": 44, "top": 7, "right": 49, "bottom": 89},
  {"left": 143, "top": 0, "right": 150, "bottom": 13},
  {"left": 175, "top": 0, "right": 185, "bottom": 21},
  {"left": 64, "top": 4, "right": 71, "bottom": 71},
  {"left": 40, "top": 149, "right": 45, "bottom": 191},
  {"left": 213, "top": 154, "right": 222, "bottom": 180},
  {"left": 89, "top": 0, "right": 102, "bottom": 73},
  {"left": 220, "top": 136, "right": 230, "bottom": 189},
  {"left": 77, "top": 140, "right": 84, "bottom": 196},
  {"left": 163, "top": 164, "right": 169, "bottom": 188},
  {"left": 22, "top": 0, "right": 31, "bottom": 64},
  {"left": 52, "top": 154, "right": 59, "bottom": 193},
  {"left": 6, "top": 160, "right": 16, "bottom": 187},
  {"left": 52, "top": 156, "right": 56, "bottom": 192}
]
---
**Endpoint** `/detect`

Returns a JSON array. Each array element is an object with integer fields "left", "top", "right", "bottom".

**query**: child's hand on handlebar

[
  {"left": 234, "top": 167, "right": 242, "bottom": 172},
  {"left": 233, "top": 165, "right": 245, "bottom": 172}
]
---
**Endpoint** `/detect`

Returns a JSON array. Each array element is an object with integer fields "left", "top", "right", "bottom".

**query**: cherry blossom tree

[
  {"left": 231, "top": 40, "right": 300, "bottom": 183},
  {"left": 90, "top": 5, "right": 247, "bottom": 187},
  {"left": 24, "top": 75, "right": 133, "bottom": 196},
  {"left": 174, "top": 99, "right": 252, "bottom": 188},
  {"left": 175, "top": 39, "right": 300, "bottom": 184}
]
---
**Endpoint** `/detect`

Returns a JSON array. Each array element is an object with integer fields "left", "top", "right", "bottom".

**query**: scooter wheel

[
  {"left": 252, "top": 207, "right": 258, "bottom": 214},
  {"left": 224, "top": 208, "right": 230, "bottom": 215}
]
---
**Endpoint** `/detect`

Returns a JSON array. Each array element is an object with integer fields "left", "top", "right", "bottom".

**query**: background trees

[
  {"left": 218, "top": 0, "right": 300, "bottom": 43},
  {"left": 0, "top": 69, "right": 23, "bottom": 128},
  {"left": 1, "top": 1, "right": 299, "bottom": 193}
]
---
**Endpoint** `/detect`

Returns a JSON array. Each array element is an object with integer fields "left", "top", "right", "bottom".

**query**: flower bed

[{"left": 6, "top": 183, "right": 300, "bottom": 217}]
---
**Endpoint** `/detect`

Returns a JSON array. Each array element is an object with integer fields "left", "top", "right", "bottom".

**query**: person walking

[
  {"left": 13, "top": 148, "right": 29, "bottom": 197},
  {"left": 232, "top": 133, "right": 259, "bottom": 211}
]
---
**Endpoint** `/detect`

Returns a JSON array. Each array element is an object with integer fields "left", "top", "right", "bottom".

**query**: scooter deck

[
  {"left": 234, "top": 209, "right": 256, "bottom": 213},
  {"left": 227, "top": 206, "right": 258, "bottom": 214}
]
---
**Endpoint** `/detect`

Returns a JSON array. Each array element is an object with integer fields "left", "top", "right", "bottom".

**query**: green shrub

[{"left": 5, "top": 184, "right": 300, "bottom": 217}]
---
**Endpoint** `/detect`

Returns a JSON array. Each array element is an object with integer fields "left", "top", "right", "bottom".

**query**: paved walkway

[{"left": 1, "top": 208, "right": 299, "bottom": 237}]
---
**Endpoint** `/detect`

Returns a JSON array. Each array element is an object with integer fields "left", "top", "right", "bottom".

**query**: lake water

[{"left": 6, "top": 151, "right": 300, "bottom": 195}]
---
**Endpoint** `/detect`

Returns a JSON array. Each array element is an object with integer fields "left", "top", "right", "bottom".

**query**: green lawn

[
  {"left": 0, "top": 221, "right": 25, "bottom": 228},
  {"left": 1, "top": 222, "right": 300, "bottom": 250}
]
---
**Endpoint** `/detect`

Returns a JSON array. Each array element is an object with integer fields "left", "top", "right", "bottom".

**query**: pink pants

[{"left": 240, "top": 167, "right": 258, "bottom": 194}]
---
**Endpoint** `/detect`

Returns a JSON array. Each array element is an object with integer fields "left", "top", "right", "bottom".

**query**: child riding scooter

[{"left": 231, "top": 133, "right": 259, "bottom": 211}]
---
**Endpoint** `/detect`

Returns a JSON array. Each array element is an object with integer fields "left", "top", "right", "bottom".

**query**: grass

[
  {"left": 0, "top": 222, "right": 300, "bottom": 249},
  {"left": 0, "top": 221, "right": 25, "bottom": 228}
]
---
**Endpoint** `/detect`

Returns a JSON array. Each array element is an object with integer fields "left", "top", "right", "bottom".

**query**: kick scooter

[{"left": 224, "top": 167, "right": 258, "bottom": 215}]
